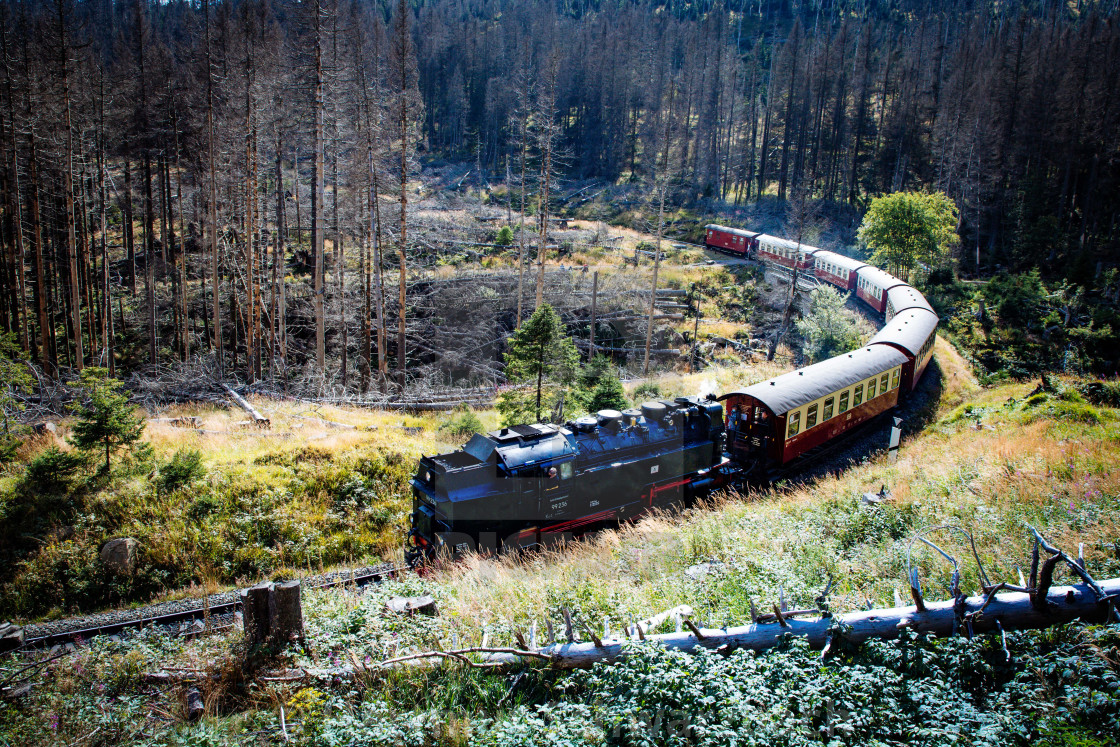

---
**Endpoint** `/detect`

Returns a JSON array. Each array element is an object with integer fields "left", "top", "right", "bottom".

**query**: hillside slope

[{"left": 3, "top": 347, "right": 1119, "bottom": 746}]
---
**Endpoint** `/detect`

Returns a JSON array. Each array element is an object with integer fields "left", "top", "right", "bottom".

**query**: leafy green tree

[
  {"left": 796, "top": 287, "right": 864, "bottom": 363},
  {"left": 498, "top": 303, "right": 579, "bottom": 425},
  {"left": 857, "top": 191, "right": 959, "bottom": 278},
  {"left": 68, "top": 368, "right": 146, "bottom": 471}
]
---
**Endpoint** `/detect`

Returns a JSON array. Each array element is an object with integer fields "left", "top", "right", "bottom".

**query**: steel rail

[{"left": 19, "top": 565, "right": 408, "bottom": 651}]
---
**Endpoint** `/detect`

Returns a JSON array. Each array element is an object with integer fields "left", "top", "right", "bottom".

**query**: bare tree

[
  {"left": 390, "top": 0, "right": 420, "bottom": 386},
  {"left": 533, "top": 55, "right": 560, "bottom": 310}
]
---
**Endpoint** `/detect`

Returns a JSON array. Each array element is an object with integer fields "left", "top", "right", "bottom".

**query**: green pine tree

[
  {"left": 0, "top": 333, "right": 33, "bottom": 461},
  {"left": 576, "top": 354, "right": 628, "bottom": 412},
  {"left": 498, "top": 303, "right": 580, "bottom": 425},
  {"left": 68, "top": 368, "right": 146, "bottom": 472},
  {"left": 588, "top": 370, "right": 629, "bottom": 412}
]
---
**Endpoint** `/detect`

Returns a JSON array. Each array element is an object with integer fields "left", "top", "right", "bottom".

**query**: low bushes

[{"left": 0, "top": 441, "right": 415, "bottom": 618}]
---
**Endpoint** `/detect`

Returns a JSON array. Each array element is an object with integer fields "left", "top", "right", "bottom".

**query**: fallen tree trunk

[
  {"left": 221, "top": 384, "right": 270, "bottom": 428},
  {"left": 281, "top": 578, "right": 1120, "bottom": 679}
]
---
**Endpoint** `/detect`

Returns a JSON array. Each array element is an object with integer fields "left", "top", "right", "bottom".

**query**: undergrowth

[{"left": 0, "top": 412, "right": 422, "bottom": 618}]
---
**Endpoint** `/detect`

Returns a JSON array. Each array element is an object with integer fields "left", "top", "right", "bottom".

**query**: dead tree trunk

[
  {"left": 25, "top": 75, "right": 49, "bottom": 375},
  {"left": 205, "top": 0, "right": 221, "bottom": 370},
  {"left": 311, "top": 0, "right": 326, "bottom": 372},
  {"left": 274, "top": 129, "right": 286, "bottom": 377},
  {"left": 57, "top": 0, "right": 82, "bottom": 370},
  {"left": 221, "top": 383, "right": 269, "bottom": 427},
  {"left": 241, "top": 580, "right": 303, "bottom": 651},
  {"left": 296, "top": 577, "right": 1120, "bottom": 678}
]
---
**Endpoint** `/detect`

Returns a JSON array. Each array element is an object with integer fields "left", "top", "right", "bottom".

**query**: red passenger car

[
  {"left": 868, "top": 309, "right": 939, "bottom": 391},
  {"left": 812, "top": 250, "right": 867, "bottom": 291},
  {"left": 719, "top": 346, "right": 908, "bottom": 468},
  {"left": 704, "top": 224, "right": 760, "bottom": 257},
  {"left": 755, "top": 234, "right": 819, "bottom": 271},
  {"left": 855, "top": 266, "right": 906, "bottom": 314},
  {"left": 884, "top": 285, "right": 935, "bottom": 322}
]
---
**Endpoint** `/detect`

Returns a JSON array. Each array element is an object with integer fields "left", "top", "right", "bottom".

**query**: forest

[{"left": 0, "top": 0, "right": 1118, "bottom": 389}]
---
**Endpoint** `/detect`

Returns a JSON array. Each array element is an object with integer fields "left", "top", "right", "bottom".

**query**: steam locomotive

[{"left": 405, "top": 225, "right": 938, "bottom": 566}]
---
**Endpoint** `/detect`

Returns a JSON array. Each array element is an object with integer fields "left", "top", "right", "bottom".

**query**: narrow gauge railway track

[{"left": 15, "top": 563, "right": 408, "bottom": 652}]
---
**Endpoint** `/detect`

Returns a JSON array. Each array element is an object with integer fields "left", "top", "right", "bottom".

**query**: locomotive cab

[{"left": 722, "top": 396, "right": 776, "bottom": 471}]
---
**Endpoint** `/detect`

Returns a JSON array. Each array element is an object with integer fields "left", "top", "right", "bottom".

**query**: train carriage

[
  {"left": 704, "top": 224, "right": 761, "bottom": 257},
  {"left": 755, "top": 234, "right": 819, "bottom": 271},
  {"left": 719, "top": 346, "right": 908, "bottom": 470},
  {"left": 855, "top": 266, "right": 907, "bottom": 314},
  {"left": 868, "top": 308, "right": 939, "bottom": 391},
  {"left": 885, "top": 284, "right": 935, "bottom": 322},
  {"left": 812, "top": 250, "right": 867, "bottom": 291}
]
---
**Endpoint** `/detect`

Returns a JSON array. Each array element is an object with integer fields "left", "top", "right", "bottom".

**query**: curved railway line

[{"left": 13, "top": 564, "right": 406, "bottom": 651}]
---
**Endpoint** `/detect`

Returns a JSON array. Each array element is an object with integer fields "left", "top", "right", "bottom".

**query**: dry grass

[{"left": 143, "top": 397, "right": 482, "bottom": 467}]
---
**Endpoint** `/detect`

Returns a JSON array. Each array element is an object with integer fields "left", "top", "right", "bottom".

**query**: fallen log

[
  {"left": 282, "top": 577, "right": 1120, "bottom": 679},
  {"left": 220, "top": 384, "right": 270, "bottom": 428}
]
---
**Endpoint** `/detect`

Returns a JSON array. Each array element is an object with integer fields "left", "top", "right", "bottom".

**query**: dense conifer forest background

[{"left": 1, "top": 0, "right": 1118, "bottom": 383}]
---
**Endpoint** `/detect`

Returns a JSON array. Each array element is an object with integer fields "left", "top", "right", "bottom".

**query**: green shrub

[
  {"left": 23, "top": 446, "right": 85, "bottom": 495},
  {"left": 0, "top": 433, "right": 20, "bottom": 463},
  {"left": 186, "top": 493, "right": 221, "bottom": 522},
  {"left": 633, "top": 381, "right": 661, "bottom": 401},
  {"left": 494, "top": 225, "right": 514, "bottom": 246},
  {"left": 159, "top": 448, "right": 206, "bottom": 494},
  {"left": 1079, "top": 380, "right": 1120, "bottom": 408},
  {"left": 6, "top": 540, "right": 104, "bottom": 615},
  {"left": 1057, "top": 387, "right": 1085, "bottom": 403},
  {"left": 1052, "top": 401, "right": 1102, "bottom": 424},
  {"left": 439, "top": 407, "right": 484, "bottom": 439}
]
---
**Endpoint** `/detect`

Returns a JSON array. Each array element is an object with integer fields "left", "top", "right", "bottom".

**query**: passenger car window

[
  {"left": 867, "top": 379, "right": 877, "bottom": 399},
  {"left": 839, "top": 391, "right": 850, "bottom": 412},
  {"left": 823, "top": 397, "right": 834, "bottom": 420},
  {"left": 892, "top": 369, "right": 900, "bottom": 389},
  {"left": 806, "top": 404, "right": 818, "bottom": 429},
  {"left": 787, "top": 412, "right": 801, "bottom": 438},
  {"left": 881, "top": 374, "right": 890, "bottom": 392},
  {"left": 853, "top": 384, "right": 864, "bottom": 407}
]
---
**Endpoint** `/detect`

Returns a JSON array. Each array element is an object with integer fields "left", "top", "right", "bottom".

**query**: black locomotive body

[{"left": 406, "top": 397, "right": 724, "bottom": 564}]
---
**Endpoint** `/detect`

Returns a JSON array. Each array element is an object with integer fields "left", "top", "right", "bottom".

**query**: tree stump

[
  {"left": 241, "top": 580, "right": 304, "bottom": 652},
  {"left": 241, "top": 582, "right": 274, "bottom": 649},
  {"left": 0, "top": 623, "right": 23, "bottom": 653},
  {"left": 269, "top": 580, "right": 304, "bottom": 646},
  {"left": 186, "top": 686, "right": 204, "bottom": 722}
]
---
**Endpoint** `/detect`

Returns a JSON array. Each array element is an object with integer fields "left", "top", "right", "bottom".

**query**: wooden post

[
  {"left": 269, "top": 580, "right": 304, "bottom": 647},
  {"left": 690, "top": 284, "right": 700, "bottom": 373},
  {"left": 242, "top": 580, "right": 303, "bottom": 652},
  {"left": 242, "top": 581, "right": 273, "bottom": 648}
]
